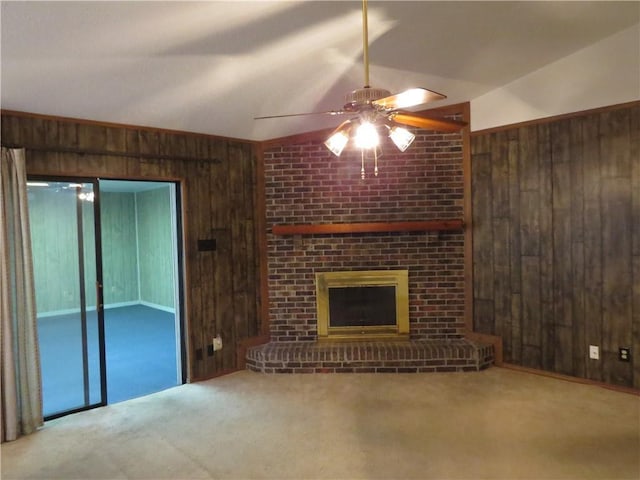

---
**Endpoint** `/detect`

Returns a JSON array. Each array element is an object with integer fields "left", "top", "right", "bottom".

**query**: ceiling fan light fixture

[
  {"left": 354, "top": 121, "right": 379, "bottom": 150},
  {"left": 325, "top": 130, "right": 349, "bottom": 156},
  {"left": 388, "top": 126, "right": 415, "bottom": 152},
  {"left": 324, "top": 121, "right": 352, "bottom": 156}
]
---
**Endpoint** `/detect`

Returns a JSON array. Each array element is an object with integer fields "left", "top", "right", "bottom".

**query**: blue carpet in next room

[{"left": 38, "top": 305, "right": 180, "bottom": 416}]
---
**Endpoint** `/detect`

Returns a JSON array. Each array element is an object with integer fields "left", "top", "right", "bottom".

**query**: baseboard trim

[
  {"left": 139, "top": 301, "right": 175, "bottom": 314},
  {"left": 37, "top": 305, "right": 98, "bottom": 318},
  {"left": 37, "top": 300, "right": 174, "bottom": 318},
  {"left": 500, "top": 363, "right": 640, "bottom": 396},
  {"left": 190, "top": 368, "right": 241, "bottom": 383},
  {"left": 105, "top": 301, "right": 140, "bottom": 310}
]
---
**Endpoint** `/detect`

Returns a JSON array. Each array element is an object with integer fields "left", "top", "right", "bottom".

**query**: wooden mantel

[{"left": 271, "top": 220, "right": 464, "bottom": 236}]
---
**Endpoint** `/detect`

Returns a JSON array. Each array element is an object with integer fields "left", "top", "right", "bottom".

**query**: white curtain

[{"left": 0, "top": 147, "right": 43, "bottom": 442}]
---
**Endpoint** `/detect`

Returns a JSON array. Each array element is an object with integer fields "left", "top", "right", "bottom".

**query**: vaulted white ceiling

[{"left": 1, "top": 1, "right": 638, "bottom": 141}]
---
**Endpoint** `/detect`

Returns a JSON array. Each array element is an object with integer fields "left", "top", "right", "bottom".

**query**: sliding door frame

[
  {"left": 170, "top": 182, "right": 187, "bottom": 385},
  {"left": 30, "top": 175, "right": 186, "bottom": 419}
]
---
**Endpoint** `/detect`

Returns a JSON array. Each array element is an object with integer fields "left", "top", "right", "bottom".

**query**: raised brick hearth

[
  {"left": 247, "top": 339, "right": 494, "bottom": 373},
  {"left": 255, "top": 114, "right": 493, "bottom": 373}
]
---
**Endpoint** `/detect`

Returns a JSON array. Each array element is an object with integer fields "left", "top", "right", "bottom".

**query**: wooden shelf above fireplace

[{"left": 271, "top": 220, "right": 464, "bottom": 236}]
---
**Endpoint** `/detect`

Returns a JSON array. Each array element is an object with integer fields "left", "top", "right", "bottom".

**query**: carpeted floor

[
  {"left": 38, "top": 305, "right": 179, "bottom": 416},
  {"left": 2, "top": 368, "right": 638, "bottom": 479}
]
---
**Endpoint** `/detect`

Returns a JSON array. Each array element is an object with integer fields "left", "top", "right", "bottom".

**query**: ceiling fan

[{"left": 255, "top": 0, "right": 466, "bottom": 176}]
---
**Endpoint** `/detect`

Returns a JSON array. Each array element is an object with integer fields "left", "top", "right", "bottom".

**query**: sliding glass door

[
  {"left": 28, "top": 177, "right": 184, "bottom": 419},
  {"left": 27, "top": 179, "right": 106, "bottom": 418}
]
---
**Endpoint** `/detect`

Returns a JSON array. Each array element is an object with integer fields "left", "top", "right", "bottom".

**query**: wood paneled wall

[
  {"left": 471, "top": 102, "right": 640, "bottom": 388},
  {"left": 1, "top": 112, "right": 264, "bottom": 381},
  {"left": 101, "top": 192, "right": 140, "bottom": 306},
  {"left": 136, "top": 187, "right": 175, "bottom": 309}
]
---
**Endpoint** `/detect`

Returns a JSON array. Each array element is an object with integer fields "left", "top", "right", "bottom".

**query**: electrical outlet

[
  {"left": 619, "top": 347, "right": 631, "bottom": 362},
  {"left": 589, "top": 345, "right": 599, "bottom": 360},
  {"left": 213, "top": 334, "right": 223, "bottom": 351}
]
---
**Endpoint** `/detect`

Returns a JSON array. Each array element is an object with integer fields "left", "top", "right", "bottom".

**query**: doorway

[{"left": 27, "top": 177, "right": 184, "bottom": 419}]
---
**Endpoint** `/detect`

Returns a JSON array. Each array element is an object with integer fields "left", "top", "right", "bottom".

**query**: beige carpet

[{"left": 2, "top": 368, "right": 639, "bottom": 480}]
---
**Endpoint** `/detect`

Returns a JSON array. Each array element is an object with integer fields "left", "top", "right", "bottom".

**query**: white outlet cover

[{"left": 589, "top": 345, "right": 599, "bottom": 360}]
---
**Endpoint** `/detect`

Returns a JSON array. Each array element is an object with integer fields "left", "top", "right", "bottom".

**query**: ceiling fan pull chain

[
  {"left": 362, "top": 0, "right": 370, "bottom": 88},
  {"left": 374, "top": 148, "right": 379, "bottom": 176}
]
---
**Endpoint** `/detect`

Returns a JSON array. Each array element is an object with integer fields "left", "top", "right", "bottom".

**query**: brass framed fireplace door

[{"left": 315, "top": 270, "right": 409, "bottom": 341}]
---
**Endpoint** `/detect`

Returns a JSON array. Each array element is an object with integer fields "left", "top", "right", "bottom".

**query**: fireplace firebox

[{"left": 315, "top": 270, "right": 409, "bottom": 341}]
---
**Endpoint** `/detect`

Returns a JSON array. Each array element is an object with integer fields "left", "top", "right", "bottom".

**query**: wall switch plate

[
  {"left": 197, "top": 238, "right": 216, "bottom": 252},
  {"left": 589, "top": 345, "right": 600, "bottom": 360},
  {"left": 207, "top": 344, "right": 214, "bottom": 356},
  {"left": 619, "top": 347, "right": 631, "bottom": 362},
  {"left": 213, "top": 334, "right": 223, "bottom": 351}
]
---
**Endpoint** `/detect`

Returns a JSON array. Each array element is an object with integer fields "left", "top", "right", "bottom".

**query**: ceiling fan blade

[
  {"left": 390, "top": 112, "right": 466, "bottom": 132},
  {"left": 373, "top": 88, "right": 447, "bottom": 110},
  {"left": 254, "top": 110, "right": 347, "bottom": 120}
]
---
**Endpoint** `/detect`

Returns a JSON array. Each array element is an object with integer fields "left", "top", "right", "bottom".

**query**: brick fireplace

[{"left": 247, "top": 120, "right": 494, "bottom": 373}]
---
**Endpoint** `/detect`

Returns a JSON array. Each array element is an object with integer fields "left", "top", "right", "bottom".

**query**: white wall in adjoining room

[{"left": 470, "top": 23, "right": 640, "bottom": 132}]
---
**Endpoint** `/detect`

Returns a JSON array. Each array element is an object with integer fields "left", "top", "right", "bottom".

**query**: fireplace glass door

[
  {"left": 316, "top": 270, "right": 409, "bottom": 341},
  {"left": 328, "top": 286, "right": 396, "bottom": 327}
]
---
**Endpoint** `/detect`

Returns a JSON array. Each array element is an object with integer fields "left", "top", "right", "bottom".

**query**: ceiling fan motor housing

[{"left": 344, "top": 87, "right": 391, "bottom": 110}]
